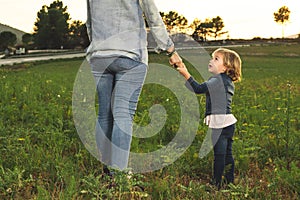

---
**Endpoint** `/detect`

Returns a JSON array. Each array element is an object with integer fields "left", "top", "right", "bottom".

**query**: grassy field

[{"left": 0, "top": 43, "right": 299, "bottom": 199}]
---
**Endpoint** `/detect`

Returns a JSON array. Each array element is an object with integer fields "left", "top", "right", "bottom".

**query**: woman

[{"left": 86, "top": 0, "right": 182, "bottom": 172}]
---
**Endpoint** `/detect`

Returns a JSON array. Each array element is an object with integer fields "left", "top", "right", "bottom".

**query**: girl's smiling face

[{"left": 208, "top": 52, "right": 226, "bottom": 75}]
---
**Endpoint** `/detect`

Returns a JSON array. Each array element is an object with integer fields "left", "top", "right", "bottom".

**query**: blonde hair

[{"left": 212, "top": 48, "right": 242, "bottom": 82}]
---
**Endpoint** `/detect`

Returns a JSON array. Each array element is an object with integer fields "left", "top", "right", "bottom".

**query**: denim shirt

[
  {"left": 86, "top": 0, "right": 174, "bottom": 64},
  {"left": 186, "top": 73, "right": 235, "bottom": 117}
]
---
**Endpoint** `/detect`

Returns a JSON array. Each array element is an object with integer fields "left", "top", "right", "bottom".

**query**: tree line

[{"left": 0, "top": 0, "right": 292, "bottom": 52}]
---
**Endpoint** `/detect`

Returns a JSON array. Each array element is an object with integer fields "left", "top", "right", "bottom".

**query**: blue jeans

[
  {"left": 212, "top": 124, "right": 235, "bottom": 188},
  {"left": 90, "top": 56, "right": 147, "bottom": 170}
]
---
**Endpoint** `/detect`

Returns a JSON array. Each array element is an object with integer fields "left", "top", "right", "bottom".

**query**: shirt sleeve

[
  {"left": 185, "top": 76, "right": 209, "bottom": 94},
  {"left": 86, "top": 0, "right": 92, "bottom": 41},
  {"left": 140, "top": 0, "right": 174, "bottom": 51}
]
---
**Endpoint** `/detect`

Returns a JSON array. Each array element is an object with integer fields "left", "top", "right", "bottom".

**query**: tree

[
  {"left": 192, "top": 16, "right": 226, "bottom": 42},
  {"left": 0, "top": 31, "right": 17, "bottom": 50},
  {"left": 22, "top": 33, "right": 33, "bottom": 46},
  {"left": 274, "top": 6, "right": 291, "bottom": 38},
  {"left": 192, "top": 19, "right": 213, "bottom": 42},
  {"left": 210, "top": 16, "right": 227, "bottom": 40},
  {"left": 160, "top": 11, "right": 188, "bottom": 33},
  {"left": 33, "top": 0, "right": 70, "bottom": 49},
  {"left": 189, "top": 18, "right": 201, "bottom": 31},
  {"left": 68, "top": 20, "right": 89, "bottom": 49}
]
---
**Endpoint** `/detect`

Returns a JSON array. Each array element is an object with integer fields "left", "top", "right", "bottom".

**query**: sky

[{"left": 0, "top": 0, "right": 299, "bottom": 39}]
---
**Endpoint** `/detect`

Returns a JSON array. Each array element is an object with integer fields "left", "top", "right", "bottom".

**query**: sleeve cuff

[{"left": 187, "top": 76, "right": 194, "bottom": 83}]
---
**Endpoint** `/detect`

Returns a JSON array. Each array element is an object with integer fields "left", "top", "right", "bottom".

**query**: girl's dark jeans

[{"left": 212, "top": 124, "right": 235, "bottom": 188}]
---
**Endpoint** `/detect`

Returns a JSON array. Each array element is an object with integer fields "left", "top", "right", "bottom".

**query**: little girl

[{"left": 176, "top": 48, "right": 242, "bottom": 189}]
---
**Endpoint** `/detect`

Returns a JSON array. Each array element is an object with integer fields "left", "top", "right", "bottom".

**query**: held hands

[
  {"left": 168, "top": 52, "right": 191, "bottom": 80},
  {"left": 168, "top": 51, "right": 182, "bottom": 66}
]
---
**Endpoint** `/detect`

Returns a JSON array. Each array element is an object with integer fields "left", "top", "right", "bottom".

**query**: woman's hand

[
  {"left": 169, "top": 51, "right": 182, "bottom": 66},
  {"left": 166, "top": 47, "right": 191, "bottom": 80}
]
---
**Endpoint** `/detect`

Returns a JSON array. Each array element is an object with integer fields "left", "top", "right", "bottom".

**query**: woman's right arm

[
  {"left": 140, "top": 0, "right": 174, "bottom": 52},
  {"left": 140, "top": 0, "right": 184, "bottom": 67}
]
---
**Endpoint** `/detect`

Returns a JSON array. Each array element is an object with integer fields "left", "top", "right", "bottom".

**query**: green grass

[{"left": 0, "top": 44, "right": 299, "bottom": 199}]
